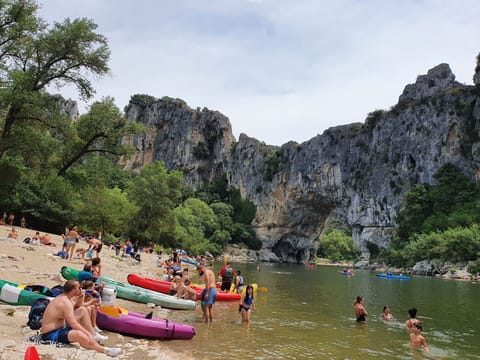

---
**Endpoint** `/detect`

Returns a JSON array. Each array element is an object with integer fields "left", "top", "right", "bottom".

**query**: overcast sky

[{"left": 39, "top": 0, "right": 480, "bottom": 146}]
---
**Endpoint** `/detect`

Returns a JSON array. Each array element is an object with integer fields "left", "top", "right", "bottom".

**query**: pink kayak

[{"left": 96, "top": 306, "right": 195, "bottom": 340}]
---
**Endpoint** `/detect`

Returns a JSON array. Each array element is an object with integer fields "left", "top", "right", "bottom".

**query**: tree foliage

[
  {"left": 0, "top": 2, "right": 111, "bottom": 159},
  {"left": 318, "top": 229, "right": 359, "bottom": 262},
  {"left": 382, "top": 163, "right": 480, "bottom": 266},
  {"left": 127, "top": 161, "right": 183, "bottom": 241},
  {"left": 0, "top": 3, "right": 261, "bottom": 256}
]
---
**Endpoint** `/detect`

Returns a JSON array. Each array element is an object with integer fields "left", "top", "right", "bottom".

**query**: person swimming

[{"left": 379, "top": 305, "right": 394, "bottom": 321}]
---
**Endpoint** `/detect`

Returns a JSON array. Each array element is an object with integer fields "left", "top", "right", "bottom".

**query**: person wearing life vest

[
  {"left": 234, "top": 270, "right": 244, "bottom": 294},
  {"left": 218, "top": 261, "right": 235, "bottom": 292}
]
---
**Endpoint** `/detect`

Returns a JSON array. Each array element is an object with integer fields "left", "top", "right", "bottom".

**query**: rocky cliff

[{"left": 121, "top": 54, "right": 480, "bottom": 263}]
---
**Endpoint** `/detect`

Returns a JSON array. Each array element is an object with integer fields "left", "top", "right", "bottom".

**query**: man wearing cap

[{"left": 218, "top": 261, "right": 235, "bottom": 292}]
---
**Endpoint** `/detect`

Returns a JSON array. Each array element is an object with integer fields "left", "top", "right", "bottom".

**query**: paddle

[{"left": 258, "top": 287, "right": 268, "bottom": 292}]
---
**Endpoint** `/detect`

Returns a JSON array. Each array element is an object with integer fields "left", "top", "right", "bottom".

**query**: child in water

[
  {"left": 410, "top": 323, "right": 429, "bottom": 352},
  {"left": 379, "top": 306, "right": 394, "bottom": 321},
  {"left": 239, "top": 285, "right": 255, "bottom": 323}
]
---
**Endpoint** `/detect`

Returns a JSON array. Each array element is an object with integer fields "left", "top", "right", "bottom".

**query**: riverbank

[{"left": 0, "top": 224, "right": 195, "bottom": 360}]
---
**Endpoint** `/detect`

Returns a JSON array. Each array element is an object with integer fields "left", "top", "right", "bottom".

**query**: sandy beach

[{"left": 0, "top": 224, "right": 197, "bottom": 360}]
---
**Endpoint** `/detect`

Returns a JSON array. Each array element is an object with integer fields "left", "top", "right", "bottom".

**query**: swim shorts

[{"left": 41, "top": 326, "right": 71, "bottom": 344}]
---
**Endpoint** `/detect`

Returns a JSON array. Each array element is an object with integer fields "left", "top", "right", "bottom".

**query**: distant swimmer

[
  {"left": 354, "top": 296, "right": 368, "bottom": 322},
  {"left": 379, "top": 306, "right": 394, "bottom": 321},
  {"left": 410, "top": 323, "right": 430, "bottom": 352}
]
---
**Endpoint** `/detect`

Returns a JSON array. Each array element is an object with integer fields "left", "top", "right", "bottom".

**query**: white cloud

[{"left": 39, "top": 0, "right": 480, "bottom": 145}]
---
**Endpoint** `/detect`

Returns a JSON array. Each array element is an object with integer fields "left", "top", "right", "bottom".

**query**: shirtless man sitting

[
  {"left": 40, "top": 280, "right": 121, "bottom": 357},
  {"left": 176, "top": 279, "right": 198, "bottom": 301}
]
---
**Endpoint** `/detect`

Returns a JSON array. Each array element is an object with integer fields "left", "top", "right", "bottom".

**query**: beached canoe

[
  {"left": 0, "top": 279, "right": 50, "bottom": 306},
  {"left": 127, "top": 274, "right": 241, "bottom": 301},
  {"left": 60, "top": 266, "right": 197, "bottom": 310},
  {"left": 97, "top": 306, "right": 195, "bottom": 340},
  {"left": 376, "top": 273, "right": 410, "bottom": 280},
  {"left": 180, "top": 257, "right": 198, "bottom": 266}
]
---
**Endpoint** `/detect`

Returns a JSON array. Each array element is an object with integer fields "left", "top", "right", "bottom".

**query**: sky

[{"left": 39, "top": 0, "right": 480, "bottom": 146}]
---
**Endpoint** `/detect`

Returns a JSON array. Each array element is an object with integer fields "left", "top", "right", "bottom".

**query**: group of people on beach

[
  {"left": 354, "top": 296, "right": 429, "bottom": 352},
  {"left": 40, "top": 279, "right": 121, "bottom": 357},
  {"left": 0, "top": 211, "right": 26, "bottom": 227}
]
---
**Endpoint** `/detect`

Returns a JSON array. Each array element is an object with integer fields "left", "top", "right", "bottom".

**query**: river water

[{"left": 132, "top": 262, "right": 480, "bottom": 360}]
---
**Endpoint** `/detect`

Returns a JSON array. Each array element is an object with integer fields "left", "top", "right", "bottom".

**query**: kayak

[
  {"left": 97, "top": 306, "right": 195, "bottom": 340},
  {"left": 193, "top": 281, "right": 259, "bottom": 295},
  {"left": 180, "top": 257, "right": 198, "bottom": 266},
  {"left": 376, "top": 273, "right": 410, "bottom": 280},
  {"left": 60, "top": 266, "right": 197, "bottom": 310},
  {"left": 127, "top": 274, "right": 241, "bottom": 301},
  {"left": 340, "top": 271, "right": 354, "bottom": 276},
  {"left": 0, "top": 279, "right": 50, "bottom": 306}
]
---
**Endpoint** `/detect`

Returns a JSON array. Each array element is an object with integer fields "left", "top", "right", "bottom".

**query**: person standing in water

[
  {"left": 405, "top": 307, "right": 421, "bottom": 331},
  {"left": 410, "top": 323, "right": 430, "bottom": 352},
  {"left": 234, "top": 270, "right": 244, "bottom": 294},
  {"left": 197, "top": 264, "right": 217, "bottom": 323},
  {"left": 239, "top": 285, "right": 255, "bottom": 323},
  {"left": 354, "top": 296, "right": 368, "bottom": 322}
]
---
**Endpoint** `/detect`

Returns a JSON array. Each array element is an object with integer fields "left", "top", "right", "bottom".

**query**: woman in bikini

[
  {"left": 239, "top": 285, "right": 255, "bottom": 323},
  {"left": 354, "top": 296, "right": 368, "bottom": 322}
]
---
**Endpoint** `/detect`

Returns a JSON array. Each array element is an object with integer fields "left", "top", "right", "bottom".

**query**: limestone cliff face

[
  {"left": 121, "top": 61, "right": 480, "bottom": 263},
  {"left": 122, "top": 97, "right": 234, "bottom": 186}
]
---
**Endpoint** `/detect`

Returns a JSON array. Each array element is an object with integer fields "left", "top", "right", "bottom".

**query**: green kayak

[
  {"left": 0, "top": 279, "right": 50, "bottom": 306},
  {"left": 61, "top": 266, "right": 197, "bottom": 310}
]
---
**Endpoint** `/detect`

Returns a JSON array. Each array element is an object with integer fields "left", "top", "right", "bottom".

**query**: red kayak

[{"left": 127, "top": 274, "right": 240, "bottom": 301}]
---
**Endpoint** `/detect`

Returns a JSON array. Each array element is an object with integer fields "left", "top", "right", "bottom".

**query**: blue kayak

[
  {"left": 376, "top": 273, "right": 410, "bottom": 280},
  {"left": 180, "top": 257, "right": 198, "bottom": 266}
]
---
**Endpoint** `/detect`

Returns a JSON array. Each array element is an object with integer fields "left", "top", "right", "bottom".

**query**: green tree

[
  {"left": 318, "top": 229, "right": 358, "bottom": 262},
  {"left": 396, "top": 163, "right": 478, "bottom": 245},
  {"left": 173, "top": 198, "right": 220, "bottom": 252},
  {"left": 230, "top": 188, "right": 256, "bottom": 224},
  {"left": 0, "top": 6, "right": 110, "bottom": 159},
  {"left": 75, "top": 186, "right": 137, "bottom": 236},
  {"left": 395, "top": 184, "right": 432, "bottom": 244},
  {"left": 127, "top": 162, "right": 183, "bottom": 242},
  {"left": 57, "top": 97, "right": 143, "bottom": 176},
  {"left": 210, "top": 202, "right": 234, "bottom": 233}
]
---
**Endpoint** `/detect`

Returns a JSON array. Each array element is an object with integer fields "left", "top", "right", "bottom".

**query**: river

[{"left": 136, "top": 262, "right": 480, "bottom": 359}]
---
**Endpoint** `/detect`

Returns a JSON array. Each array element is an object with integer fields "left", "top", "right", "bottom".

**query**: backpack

[
  {"left": 224, "top": 267, "right": 233, "bottom": 280},
  {"left": 27, "top": 298, "right": 50, "bottom": 330},
  {"left": 56, "top": 251, "right": 68, "bottom": 259},
  {"left": 50, "top": 285, "right": 64, "bottom": 297}
]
